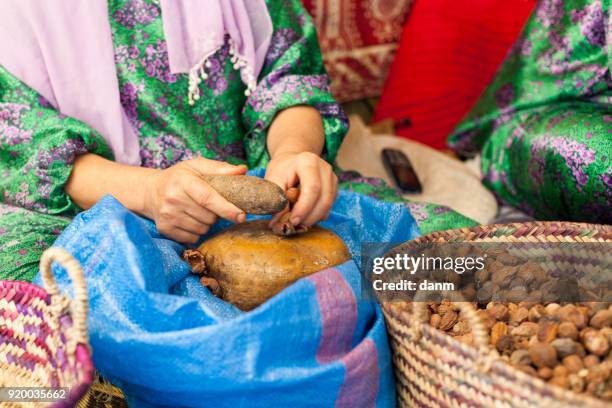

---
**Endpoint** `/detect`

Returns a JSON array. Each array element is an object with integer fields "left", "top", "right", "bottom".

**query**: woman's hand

[
  {"left": 143, "top": 158, "right": 247, "bottom": 244},
  {"left": 265, "top": 151, "right": 337, "bottom": 226}
]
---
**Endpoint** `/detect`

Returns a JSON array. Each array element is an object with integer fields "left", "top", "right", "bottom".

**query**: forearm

[
  {"left": 267, "top": 106, "right": 325, "bottom": 158},
  {"left": 65, "top": 153, "right": 156, "bottom": 215}
]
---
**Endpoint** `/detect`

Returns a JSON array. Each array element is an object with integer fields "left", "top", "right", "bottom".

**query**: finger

[
  {"left": 289, "top": 162, "right": 321, "bottom": 226},
  {"left": 184, "top": 174, "right": 246, "bottom": 223},
  {"left": 184, "top": 205, "right": 217, "bottom": 226},
  {"left": 157, "top": 221, "right": 200, "bottom": 244},
  {"left": 265, "top": 166, "right": 297, "bottom": 190},
  {"left": 187, "top": 157, "right": 247, "bottom": 176},
  {"left": 171, "top": 212, "right": 212, "bottom": 236},
  {"left": 303, "top": 169, "right": 336, "bottom": 225},
  {"left": 264, "top": 172, "right": 288, "bottom": 190}
]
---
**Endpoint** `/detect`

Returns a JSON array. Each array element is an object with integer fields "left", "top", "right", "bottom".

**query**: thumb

[{"left": 188, "top": 158, "right": 247, "bottom": 176}]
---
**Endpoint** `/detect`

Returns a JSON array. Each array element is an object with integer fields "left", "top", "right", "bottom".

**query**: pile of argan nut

[{"left": 428, "top": 300, "right": 612, "bottom": 400}]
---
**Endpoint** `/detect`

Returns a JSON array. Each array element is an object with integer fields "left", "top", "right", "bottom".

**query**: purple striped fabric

[
  {"left": 309, "top": 269, "right": 358, "bottom": 364},
  {"left": 309, "top": 269, "right": 380, "bottom": 407},
  {"left": 335, "top": 339, "right": 379, "bottom": 408}
]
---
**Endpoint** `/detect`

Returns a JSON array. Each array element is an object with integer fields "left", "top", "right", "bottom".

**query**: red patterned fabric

[
  {"left": 373, "top": 0, "right": 537, "bottom": 150},
  {"left": 302, "top": 0, "right": 413, "bottom": 102}
]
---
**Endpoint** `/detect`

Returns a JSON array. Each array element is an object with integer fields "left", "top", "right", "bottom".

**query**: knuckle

[
  {"left": 159, "top": 205, "right": 173, "bottom": 218},
  {"left": 166, "top": 191, "right": 181, "bottom": 205},
  {"left": 196, "top": 188, "right": 214, "bottom": 207},
  {"left": 156, "top": 222, "right": 170, "bottom": 235},
  {"left": 304, "top": 183, "right": 321, "bottom": 196},
  {"left": 299, "top": 151, "right": 318, "bottom": 163}
]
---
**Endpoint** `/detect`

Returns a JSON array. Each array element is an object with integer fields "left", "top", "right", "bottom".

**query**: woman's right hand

[{"left": 143, "top": 158, "right": 247, "bottom": 244}]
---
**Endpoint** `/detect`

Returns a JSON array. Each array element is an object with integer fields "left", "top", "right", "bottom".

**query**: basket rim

[{"left": 410, "top": 221, "right": 612, "bottom": 243}]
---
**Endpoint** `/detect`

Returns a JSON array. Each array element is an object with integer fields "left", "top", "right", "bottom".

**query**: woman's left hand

[{"left": 265, "top": 151, "right": 338, "bottom": 226}]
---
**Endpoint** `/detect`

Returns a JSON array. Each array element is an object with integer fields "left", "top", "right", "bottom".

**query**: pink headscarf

[{"left": 0, "top": 0, "right": 272, "bottom": 165}]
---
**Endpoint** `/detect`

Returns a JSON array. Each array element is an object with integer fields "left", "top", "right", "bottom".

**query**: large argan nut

[
  {"left": 202, "top": 175, "right": 287, "bottom": 214},
  {"left": 585, "top": 364, "right": 610, "bottom": 395},
  {"left": 489, "top": 303, "right": 509, "bottom": 321},
  {"left": 560, "top": 305, "right": 588, "bottom": 329},
  {"left": 583, "top": 302, "right": 608, "bottom": 315},
  {"left": 562, "top": 355, "right": 584, "bottom": 373},
  {"left": 439, "top": 310, "right": 458, "bottom": 331},
  {"left": 495, "top": 335, "right": 514, "bottom": 353},
  {"left": 529, "top": 342, "right": 558, "bottom": 368},
  {"left": 550, "top": 338, "right": 578, "bottom": 359},
  {"left": 583, "top": 355, "right": 600, "bottom": 368},
  {"left": 513, "top": 337, "right": 530, "bottom": 350},
  {"left": 491, "top": 322, "right": 509, "bottom": 346},
  {"left": 537, "top": 367, "right": 553, "bottom": 380},
  {"left": 505, "top": 287, "right": 528, "bottom": 304},
  {"left": 452, "top": 319, "right": 471, "bottom": 336},
  {"left": 528, "top": 305, "right": 547, "bottom": 322},
  {"left": 545, "top": 303, "right": 561, "bottom": 316},
  {"left": 558, "top": 322, "right": 578, "bottom": 340},
  {"left": 553, "top": 365, "right": 568, "bottom": 378},
  {"left": 510, "top": 349, "right": 531, "bottom": 366},
  {"left": 537, "top": 319, "right": 559, "bottom": 343},
  {"left": 438, "top": 301, "right": 455, "bottom": 315},
  {"left": 477, "top": 281, "right": 497, "bottom": 302},
  {"left": 512, "top": 322, "right": 539, "bottom": 338},
  {"left": 549, "top": 375, "right": 570, "bottom": 389},
  {"left": 582, "top": 330, "right": 610, "bottom": 356},
  {"left": 509, "top": 307, "right": 529, "bottom": 326},
  {"left": 568, "top": 373, "right": 585, "bottom": 393},
  {"left": 517, "top": 364, "right": 538, "bottom": 376},
  {"left": 492, "top": 265, "right": 516, "bottom": 288},
  {"left": 590, "top": 309, "right": 612, "bottom": 329}
]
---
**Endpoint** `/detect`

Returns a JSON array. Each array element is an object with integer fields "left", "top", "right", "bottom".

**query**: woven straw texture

[
  {"left": 0, "top": 247, "right": 94, "bottom": 407},
  {"left": 76, "top": 374, "right": 129, "bottom": 408},
  {"left": 382, "top": 221, "right": 611, "bottom": 408}
]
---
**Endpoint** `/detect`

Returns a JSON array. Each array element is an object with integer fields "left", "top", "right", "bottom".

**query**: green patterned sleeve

[
  {"left": 241, "top": 0, "right": 348, "bottom": 169},
  {"left": 0, "top": 65, "right": 113, "bottom": 216}
]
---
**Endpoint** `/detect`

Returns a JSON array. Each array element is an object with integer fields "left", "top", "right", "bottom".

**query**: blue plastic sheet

[{"left": 35, "top": 171, "right": 419, "bottom": 407}]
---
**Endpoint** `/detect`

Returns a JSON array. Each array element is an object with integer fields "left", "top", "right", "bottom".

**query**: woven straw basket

[
  {"left": 0, "top": 247, "right": 94, "bottom": 408},
  {"left": 382, "top": 221, "right": 611, "bottom": 408}
]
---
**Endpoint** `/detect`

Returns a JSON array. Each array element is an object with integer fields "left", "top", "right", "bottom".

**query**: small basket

[
  {"left": 0, "top": 247, "right": 94, "bottom": 407},
  {"left": 382, "top": 221, "right": 611, "bottom": 408}
]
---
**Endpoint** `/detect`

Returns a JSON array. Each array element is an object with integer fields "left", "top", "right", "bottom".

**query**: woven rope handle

[
  {"left": 39, "top": 247, "right": 89, "bottom": 345},
  {"left": 412, "top": 290, "right": 490, "bottom": 352}
]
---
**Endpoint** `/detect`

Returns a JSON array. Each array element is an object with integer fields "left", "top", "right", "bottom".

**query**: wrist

[
  {"left": 270, "top": 149, "right": 320, "bottom": 160},
  {"left": 135, "top": 168, "right": 160, "bottom": 219}
]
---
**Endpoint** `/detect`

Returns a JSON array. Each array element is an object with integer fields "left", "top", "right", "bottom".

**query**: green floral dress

[
  {"left": 449, "top": 0, "right": 611, "bottom": 223},
  {"left": 0, "top": 0, "right": 476, "bottom": 282}
]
